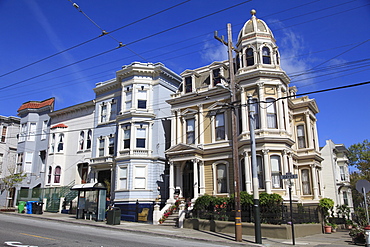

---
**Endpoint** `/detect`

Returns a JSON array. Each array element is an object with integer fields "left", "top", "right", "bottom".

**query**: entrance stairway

[{"left": 159, "top": 209, "right": 178, "bottom": 227}]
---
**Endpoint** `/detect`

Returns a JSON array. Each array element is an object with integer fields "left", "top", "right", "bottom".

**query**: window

[
  {"left": 1, "top": 126, "right": 7, "bottom": 142},
  {"left": 240, "top": 159, "right": 246, "bottom": 191},
  {"left": 99, "top": 138, "right": 105, "bottom": 157},
  {"left": 86, "top": 129, "right": 92, "bottom": 149},
  {"left": 215, "top": 113, "right": 225, "bottom": 140},
  {"left": 216, "top": 164, "right": 227, "bottom": 193},
  {"left": 108, "top": 136, "right": 115, "bottom": 155},
  {"left": 110, "top": 100, "right": 117, "bottom": 120},
  {"left": 79, "top": 131, "right": 85, "bottom": 151},
  {"left": 57, "top": 134, "right": 64, "bottom": 152},
  {"left": 213, "top": 68, "right": 221, "bottom": 85},
  {"left": 50, "top": 133, "right": 55, "bottom": 153},
  {"left": 137, "top": 90, "right": 147, "bottom": 109},
  {"left": 125, "top": 91, "right": 132, "bottom": 110},
  {"left": 39, "top": 150, "right": 46, "bottom": 172},
  {"left": 41, "top": 120, "right": 48, "bottom": 140},
  {"left": 24, "top": 152, "right": 33, "bottom": 173},
  {"left": 27, "top": 123, "right": 36, "bottom": 141},
  {"left": 134, "top": 166, "right": 146, "bottom": 189},
  {"left": 54, "top": 166, "right": 61, "bottom": 183},
  {"left": 276, "top": 51, "right": 280, "bottom": 65},
  {"left": 120, "top": 166, "right": 128, "bottom": 190},
  {"left": 343, "top": 191, "right": 348, "bottom": 205},
  {"left": 340, "top": 166, "right": 346, "bottom": 181},
  {"left": 246, "top": 48, "right": 254, "bottom": 66},
  {"left": 20, "top": 123, "right": 27, "bottom": 142},
  {"left": 262, "top": 47, "right": 271, "bottom": 64},
  {"left": 297, "top": 125, "right": 306, "bottom": 148},
  {"left": 257, "top": 156, "right": 265, "bottom": 189},
  {"left": 100, "top": 104, "right": 107, "bottom": 123},
  {"left": 185, "top": 76, "right": 192, "bottom": 93},
  {"left": 271, "top": 155, "right": 282, "bottom": 189},
  {"left": 301, "top": 169, "right": 311, "bottom": 195},
  {"left": 136, "top": 128, "right": 146, "bottom": 148},
  {"left": 186, "top": 119, "right": 195, "bottom": 144},
  {"left": 250, "top": 98, "right": 260, "bottom": 129},
  {"left": 48, "top": 166, "right": 52, "bottom": 184},
  {"left": 123, "top": 126, "right": 131, "bottom": 149},
  {"left": 266, "top": 98, "right": 277, "bottom": 129}
]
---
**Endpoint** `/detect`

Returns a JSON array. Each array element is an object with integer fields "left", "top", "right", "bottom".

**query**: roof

[
  {"left": 50, "top": 123, "right": 68, "bottom": 129},
  {"left": 17, "top": 98, "right": 55, "bottom": 112}
]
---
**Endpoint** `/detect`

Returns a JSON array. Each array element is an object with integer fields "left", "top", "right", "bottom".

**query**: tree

[
  {"left": 348, "top": 139, "right": 370, "bottom": 176},
  {"left": 0, "top": 165, "right": 26, "bottom": 207}
]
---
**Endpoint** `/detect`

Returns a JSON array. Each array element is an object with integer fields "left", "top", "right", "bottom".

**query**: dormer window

[
  {"left": 246, "top": 48, "right": 254, "bottom": 66},
  {"left": 185, "top": 76, "right": 192, "bottom": 93},
  {"left": 262, "top": 47, "right": 271, "bottom": 64},
  {"left": 213, "top": 68, "right": 221, "bottom": 85}
]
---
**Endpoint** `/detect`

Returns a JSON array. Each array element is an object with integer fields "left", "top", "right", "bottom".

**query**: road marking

[
  {"left": 5, "top": 241, "right": 38, "bottom": 247},
  {"left": 19, "top": 233, "right": 55, "bottom": 240}
]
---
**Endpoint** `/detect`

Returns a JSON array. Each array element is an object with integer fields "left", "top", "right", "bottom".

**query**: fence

[{"left": 192, "top": 202, "right": 319, "bottom": 225}]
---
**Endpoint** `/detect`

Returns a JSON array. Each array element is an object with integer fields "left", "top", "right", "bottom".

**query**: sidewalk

[{"left": 0, "top": 210, "right": 354, "bottom": 247}]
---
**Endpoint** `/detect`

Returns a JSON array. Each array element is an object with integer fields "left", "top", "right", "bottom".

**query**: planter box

[{"left": 183, "top": 219, "right": 322, "bottom": 239}]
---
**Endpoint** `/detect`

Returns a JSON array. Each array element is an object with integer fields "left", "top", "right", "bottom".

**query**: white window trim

[
  {"left": 41, "top": 120, "right": 48, "bottom": 140},
  {"left": 119, "top": 165, "right": 129, "bottom": 190},
  {"left": 134, "top": 124, "right": 148, "bottom": 149},
  {"left": 211, "top": 111, "right": 228, "bottom": 142},
  {"left": 212, "top": 161, "right": 230, "bottom": 195},
  {"left": 133, "top": 165, "right": 147, "bottom": 190}
]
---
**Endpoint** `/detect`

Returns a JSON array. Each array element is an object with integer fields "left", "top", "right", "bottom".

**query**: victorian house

[
  {"left": 0, "top": 115, "right": 20, "bottom": 207},
  {"left": 15, "top": 98, "right": 55, "bottom": 203},
  {"left": 165, "top": 10, "right": 323, "bottom": 206},
  {"left": 321, "top": 140, "right": 353, "bottom": 213},
  {"left": 91, "top": 62, "right": 181, "bottom": 219}
]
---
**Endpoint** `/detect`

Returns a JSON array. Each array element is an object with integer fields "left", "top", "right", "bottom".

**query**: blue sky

[{"left": 0, "top": 0, "right": 369, "bottom": 149}]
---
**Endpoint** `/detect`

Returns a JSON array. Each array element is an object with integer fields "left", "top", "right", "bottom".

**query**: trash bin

[
  {"left": 26, "top": 201, "right": 36, "bottom": 214},
  {"left": 33, "top": 202, "right": 43, "bottom": 214},
  {"left": 18, "top": 201, "right": 26, "bottom": 213},
  {"left": 106, "top": 207, "right": 121, "bottom": 225}
]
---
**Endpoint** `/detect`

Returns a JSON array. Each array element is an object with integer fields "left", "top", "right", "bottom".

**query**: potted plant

[
  {"left": 346, "top": 219, "right": 354, "bottom": 230},
  {"left": 331, "top": 223, "right": 338, "bottom": 233},
  {"left": 318, "top": 198, "right": 334, "bottom": 233}
]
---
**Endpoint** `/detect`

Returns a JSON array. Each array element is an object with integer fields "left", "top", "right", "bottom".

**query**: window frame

[
  {"left": 270, "top": 155, "right": 282, "bottom": 189},
  {"left": 136, "top": 127, "right": 146, "bottom": 148},
  {"left": 297, "top": 125, "right": 306, "bottom": 149},
  {"left": 262, "top": 47, "right": 271, "bottom": 64},
  {"left": 246, "top": 48, "right": 254, "bottom": 66},
  {"left": 133, "top": 165, "right": 147, "bottom": 190},
  {"left": 119, "top": 166, "right": 128, "bottom": 190},
  {"left": 184, "top": 76, "right": 193, "bottom": 93},
  {"left": 213, "top": 161, "right": 229, "bottom": 195},
  {"left": 98, "top": 138, "right": 105, "bottom": 157},
  {"left": 186, "top": 118, "right": 195, "bottom": 144},
  {"left": 54, "top": 166, "right": 61, "bottom": 184},
  {"left": 215, "top": 112, "right": 226, "bottom": 141},
  {"left": 123, "top": 125, "right": 131, "bottom": 149},
  {"left": 41, "top": 120, "right": 48, "bottom": 140},
  {"left": 301, "top": 169, "right": 312, "bottom": 195},
  {"left": 266, "top": 98, "right": 277, "bottom": 129}
]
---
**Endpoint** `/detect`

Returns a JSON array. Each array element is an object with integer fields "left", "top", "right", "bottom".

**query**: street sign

[
  {"left": 281, "top": 172, "right": 298, "bottom": 180},
  {"left": 356, "top": 179, "right": 370, "bottom": 194}
]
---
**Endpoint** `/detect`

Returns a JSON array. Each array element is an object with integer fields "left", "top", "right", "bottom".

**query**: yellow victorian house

[{"left": 165, "top": 10, "right": 323, "bottom": 207}]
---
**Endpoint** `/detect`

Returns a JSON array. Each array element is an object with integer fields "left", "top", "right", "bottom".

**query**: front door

[{"left": 182, "top": 161, "right": 194, "bottom": 200}]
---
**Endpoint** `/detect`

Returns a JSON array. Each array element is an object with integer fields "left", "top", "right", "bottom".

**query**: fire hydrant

[{"left": 364, "top": 225, "right": 370, "bottom": 247}]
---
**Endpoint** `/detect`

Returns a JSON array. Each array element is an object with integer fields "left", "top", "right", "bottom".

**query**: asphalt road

[{"left": 0, "top": 214, "right": 231, "bottom": 247}]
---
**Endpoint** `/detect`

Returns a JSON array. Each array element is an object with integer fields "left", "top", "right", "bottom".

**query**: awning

[{"left": 70, "top": 182, "right": 106, "bottom": 191}]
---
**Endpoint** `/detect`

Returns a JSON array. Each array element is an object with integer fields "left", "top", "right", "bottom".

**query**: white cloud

[{"left": 201, "top": 39, "right": 228, "bottom": 63}]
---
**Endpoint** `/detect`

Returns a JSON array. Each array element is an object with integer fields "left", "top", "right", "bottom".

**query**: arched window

[
  {"left": 301, "top": 169, "right": 311, "bottom": 195},
  {"left": 79, "top": 131, "right": 84, "bottom": 150},
  {"left": 48, "top": 166, "right": 52, "bottom": 184},
  {"left": 297, "top": 125, "right": 306, "bottom": 148},
  {"left": 246, "top": 48, "right": 254, "bottom": 66},
  {"left": 57, "top": 134, "right": 64, "bottom": 152},
  {"left": 50, "top": 133, "right": 55, "bottom": 153},
  {"left": 271, "top": 155, "right": 282, "bottom": 188},
  {"left": 86, "top": 129, "right": 92, "bottom": 149},
  {"left": 54, "top": 166, "right": 61, "bottom": 183},
  {"left": 217, "top": 164, "right": 227, "bottom": 193},
  {"left": 276, "top": 51, "right": 280, "bottom": 65},
  {"left": 262, "top": 47, "right": 271, "bottom": 64},
  {"left": 250, "top": 98, "right": 260, "bottom": 129},
  {"left": 266, "top": 98, "right": 277, "bottom": 129}
]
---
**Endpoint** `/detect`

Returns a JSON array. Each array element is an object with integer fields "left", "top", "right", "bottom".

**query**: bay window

[
  {"left": 271, "top": 155, "right": 282, "bottom": 189},
  {"left": 266, "top": 98, "right": 277, "bottom": 129}
]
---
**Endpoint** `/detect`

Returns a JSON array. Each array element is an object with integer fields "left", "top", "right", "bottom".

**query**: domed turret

[{"left": 236, "top": 10, "right": 280, "bottom": 71}]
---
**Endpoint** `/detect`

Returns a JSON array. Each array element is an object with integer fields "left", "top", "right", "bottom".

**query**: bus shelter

[{"left": 71, "top": 183, "right": 106, "bottom": 221}]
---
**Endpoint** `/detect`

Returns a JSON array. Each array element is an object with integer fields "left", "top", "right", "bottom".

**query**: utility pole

[
  {"left": 214, "top": 23, "right": 242, "bottom": 242},
  {"left": 247, "top": 95, "right": 262, "bottom": 244}
]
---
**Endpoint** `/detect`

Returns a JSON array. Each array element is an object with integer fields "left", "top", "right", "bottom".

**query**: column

[
  {"left": 311, "top": 164, "right": 319, "bottom": 200},
  {"left": 177, "top": 110, "right": 182, "bottom": 144},
  {"left": 199, "top": 160, "right": 205, "bottom": 196},
  {"left": 198, "top": 104, "right": 204, "bottom": 144},
  {"left": 241, "top": 88, "right": 248, "bottom": 133},
  {"left": 262, "top": 149, "right": 271, "bottom": 194},
  {"left": 257, "top": 82, "right": 266, "bottom": 130},
  {"left": 305, "top": 111, "right": 314, "bottom": 148},
  {"left": 313, "top": 121, "right": 319, "bottom": 151},
  {"left": 194, "top": 113, "right": 199, "bottom": 145},
  {"left": 170, "top": 110, "right": 176, "bottom": 147},
  {"left": 244, "top": 152, "right": 252, "bottom": 193},
  {"left": 277, "top": 85, "right": 284, "bottom": 131},
  {"left": 192, "top": 159, "right": 199, "bottom": 201},
  {"left": 283, "top": 149, "right": 289, "bottom": 195},
  {"left": 284, "top": 98, "right": 291, "bottom": 134},
  {"left": 168, "top": 161, "right": 175, "bottom": 203}
]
